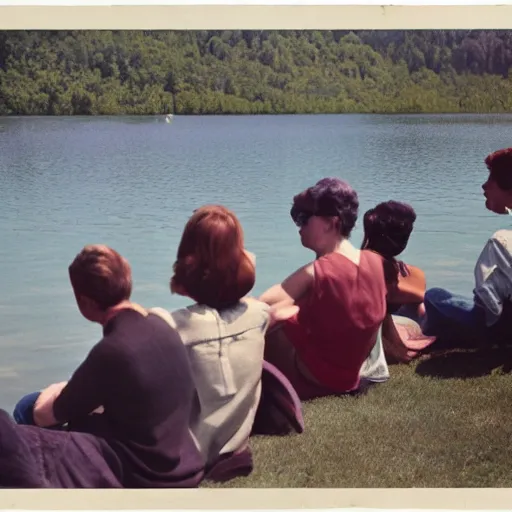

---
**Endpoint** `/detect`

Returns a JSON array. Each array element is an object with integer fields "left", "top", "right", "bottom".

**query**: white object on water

[
  {"left": 165, "top": 114, "right": 174, "bottom": 124},
  {"left": 505, "top": 206, "right": 512, "bottom": 216}
]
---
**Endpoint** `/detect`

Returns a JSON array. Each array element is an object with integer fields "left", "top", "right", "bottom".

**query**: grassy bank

[{"left": 204, "top": 345, "right": 512, "bottom": 488}]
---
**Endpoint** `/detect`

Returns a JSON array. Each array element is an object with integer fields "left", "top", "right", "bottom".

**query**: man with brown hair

[
  {"left": 2, "top": 244, "right": 204, "bottom": 488},
  {"left": 31, "top": 244, "right": 136, "bottom": 426}
]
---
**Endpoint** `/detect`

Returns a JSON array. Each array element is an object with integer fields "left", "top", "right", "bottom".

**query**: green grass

[{"left": 204, "top": 345, "right": 512, "bottom": 488}]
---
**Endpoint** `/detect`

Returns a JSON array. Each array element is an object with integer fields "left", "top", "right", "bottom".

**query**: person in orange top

[
  {"left": 260, "top": 177, "right": 388, "bottom": 400},
  {"left": 361, "top": 201, "right": 436, "bottom": 363}
]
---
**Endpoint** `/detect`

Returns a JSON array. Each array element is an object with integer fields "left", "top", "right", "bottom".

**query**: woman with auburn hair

[
  {"left": 361, "top": 201, "right": 436, "bottom": 363},
  {"left": 151, "top": 205, "right": 271, "bottom": 481},
  {"left": 170, "top": 204, "right": 257, "bottom": 309},
  {"left": 259, "top": 178, "right": 388, "bottom": 400},
  {"left": 419, "top": 148, "right": 512, "bottom": 345},
  {"left": 1, "top": 244, "right": 204, "bottom": 488}
]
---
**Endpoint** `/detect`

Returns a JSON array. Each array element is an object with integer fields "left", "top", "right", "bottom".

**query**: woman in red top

[{"left": 260, "top": 178, "right": 388, "bottom": 400}]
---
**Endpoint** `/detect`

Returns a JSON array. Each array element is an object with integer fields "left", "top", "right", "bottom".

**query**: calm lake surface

[{"left": 1, "top": 113, "right": 511, "bottom": 410}]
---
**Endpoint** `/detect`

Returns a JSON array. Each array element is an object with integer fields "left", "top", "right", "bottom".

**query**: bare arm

[
  {"left": 259, "top": 284, "right": 294, "bottom": 307},
  {"left": 34, "top": 381, "right": 105, "bottom": 427},
  {"left": 243, "top": 296, "right": 300, "bottom": 331},
  {"left": 387, "top": 264, "right": 426, "bottom": 306},
  {"left": 259, "top": 262, "right": 315, "bottom": 306},
  {"left": 34, "top": 343, "right": 109, "bottom": 428},
  {"left": 33, "top": 381, "right": 68, "bottom": 427}
]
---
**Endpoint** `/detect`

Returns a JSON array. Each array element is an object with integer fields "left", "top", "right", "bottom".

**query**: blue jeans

[
  {"left": 421, "top": 287, "right": 487, "bottom": 340},
  {"left": 13, "top": 391, "right": 41, "bottom": 426},
  {"left": 13, "top": 391, "right": 65, "bottom": 430}
]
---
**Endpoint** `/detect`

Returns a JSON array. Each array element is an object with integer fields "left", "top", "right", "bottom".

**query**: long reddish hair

[{"left": 170, "top": 205, "right": 255, "bottom": 309}]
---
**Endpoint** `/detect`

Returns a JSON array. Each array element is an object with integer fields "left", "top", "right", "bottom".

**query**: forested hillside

[{"left": 1, "top": 30, "right": 512, "bottom": 115}]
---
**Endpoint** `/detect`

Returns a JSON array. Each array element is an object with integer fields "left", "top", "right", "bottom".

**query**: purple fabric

[
  {"left": 52, "top": 310, "right": 205, "bottom": 488},
  {"left": 0, "top": 351, "right": 304, "bottom": 488},
  {"left": 1, "top": 310, "right": 205, "bottom": 489},
  {"left": 204, "top": 447, "right": 253, "bottom": 482},
  {"left": 0, "top": 409, "right": 123, "bottom": 488},
  {"left": 0, "top": 410, "right": 45, "bottom": 488},
  {"left": 251, "top": 360, "right": 304, "bottom": 436}
]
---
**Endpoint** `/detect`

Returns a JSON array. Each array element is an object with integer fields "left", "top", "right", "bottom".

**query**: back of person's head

[
  {"left": 171, "top": 205, "right": 255, "bottom": 310},
  {"left": 290, "top": 177, "right": 359, "bottom": 237},
  {"left": 68, "top": 244, "right": 132, "bottom": 311},
  {"left": 362, "top": 201, "right": 416, "bottom": 259},
  {"left": 485, "top": 148, "right": 512, "bottom": 191}
]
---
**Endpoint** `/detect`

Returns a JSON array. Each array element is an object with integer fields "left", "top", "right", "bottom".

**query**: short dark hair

[
  {"left": 68, "top": 245, "right": 132, "bottom": 311},
  {"left": 170, "top": 205, "right": 255, "bottom": 310},
  {"left": 485, "top": 148, "right": 512, "bottom": 191},
  {"left": 290, "top": 177, "right": 359, "bottom": 237},
  {"left": 362, "top": 201, "right": 416, "bottom": 259}
]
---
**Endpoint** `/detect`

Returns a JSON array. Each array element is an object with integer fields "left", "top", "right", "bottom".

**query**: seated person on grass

[
  {"left": 5, "top": 244, "right": 204, "bottom": 488},
  {"left": 259, "top": 177, "right": 388, "bottom": 400},
  {"left": 420, "top": 148, "right": 512, "bottom": 346},
  {"left": 361, "top": 200, "right": 436, "bottom": 363},
  {"left": 151, "top": 205, "right": 272, "bottom": 481}
]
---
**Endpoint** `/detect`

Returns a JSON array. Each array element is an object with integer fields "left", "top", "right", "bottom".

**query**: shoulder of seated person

[
  {"left": 403, "top": 263, "right": 425, "bottom": 278},
  {"left": 243, "top": 296, "right": 268, "bottom": 307},
  {"left": 241, "top": 297, "right": 272, "bottom": 318},
  {"left": 365, "top": 250, "right": 393, "bottom": 273},
  {"left": 148, "top": 306, "right": 177, "bottom": 327},
  {"left": 490, "top": 229, "right": 512, "bottom": 249},
  {"left": 362, "top": 248, "right": 385, "bottom": 262},
  {"left": 303, "top": 261, "right": 316, "bottom": 274}
]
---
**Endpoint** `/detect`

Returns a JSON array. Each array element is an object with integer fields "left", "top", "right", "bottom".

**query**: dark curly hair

[
  {"left": 361, "top": 200, "right": 416, "bottom": 260},
  {"left": 290, "top": 177, "right": 359, "bottom": 238}
]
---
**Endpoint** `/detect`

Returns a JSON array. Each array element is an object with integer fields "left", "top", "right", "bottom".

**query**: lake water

[{"left": 0, "top": 113, "right": 511, "bottom": 411}]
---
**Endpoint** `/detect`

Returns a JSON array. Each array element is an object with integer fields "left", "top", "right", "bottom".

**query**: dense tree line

[{"left": 1, "top": 30, "right": 512, "bottom": 115}]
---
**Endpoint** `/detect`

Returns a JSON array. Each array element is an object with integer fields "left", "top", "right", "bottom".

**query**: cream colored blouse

[{"left": 151, "top": 299, "right": 270, "bottom": 466}]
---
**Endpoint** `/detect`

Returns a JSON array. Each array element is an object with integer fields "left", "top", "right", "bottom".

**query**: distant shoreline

[
  {"left": 2, "top": 31, "right": 512, "bottom": 117},
  {"left": 2, "top": 112, "right": 512, "bottom": 117}
]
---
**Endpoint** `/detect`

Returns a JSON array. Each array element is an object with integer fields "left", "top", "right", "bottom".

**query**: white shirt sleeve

[{"left": 473, "top": 230, "right": 512, "bottom": 326}]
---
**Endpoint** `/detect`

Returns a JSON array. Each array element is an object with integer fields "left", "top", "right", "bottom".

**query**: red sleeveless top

[{"left": 282, "top": 250, "right": 387, "bottom": 393}]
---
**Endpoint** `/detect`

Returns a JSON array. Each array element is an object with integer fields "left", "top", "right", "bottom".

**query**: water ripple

[{"left": 0, "top": 114, "right": 510, "bottom": 409}]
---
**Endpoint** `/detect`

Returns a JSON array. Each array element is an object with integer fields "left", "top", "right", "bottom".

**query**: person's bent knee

[
  {"left": 425, "top": 287, "right": 449, "bottom": 297},
  {"left": 424, "top": 287, "right": 451, "bottom": 304},
  {"left": 13, "top": 392, "right": 41, "bottom": 426}
]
